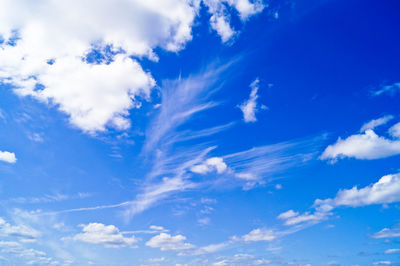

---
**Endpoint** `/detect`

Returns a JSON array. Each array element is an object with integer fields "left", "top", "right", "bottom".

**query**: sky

[{"left": 0, "top": 0, "right": 400, "bottom": 265}]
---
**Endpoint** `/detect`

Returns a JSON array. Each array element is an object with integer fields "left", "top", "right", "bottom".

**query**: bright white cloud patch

[
  {"left": 314, "top": 173, "right": 400, "bottom": 209},
  {"left": 190, "top": 157, "right": 227, "bottom": 174},
  {"left": 72, "top": 223, "right": 137, "bottom": 248},
  {"left": 146, "top": 232, "right": 195, "bottom": 251},
  {"left": 239, "top": 78, "right": 263, "bottom": 123},
  {"left": 0, "top": 0, "right": 264, "bottom": 133},
  {"left": 0, "top": 149, "right": 16, "bottom": 163},
  {"left": 320, "top": 129, "right": 400, "bottom": 161}
]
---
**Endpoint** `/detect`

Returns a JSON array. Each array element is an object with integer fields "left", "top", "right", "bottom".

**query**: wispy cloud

[
  {"left": 238, "top": 78, "right": 264, "bottom": 123},
  {"left": 372, "top": 82, "right": 400, "bottom": 97}
]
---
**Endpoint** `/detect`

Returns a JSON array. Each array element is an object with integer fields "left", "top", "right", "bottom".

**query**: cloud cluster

[
  {"left": 0, "top": 0, "right": 264, "bottom": 133},
  {"left": 72, "top": 223, "right": 137, "bottom": 248}
]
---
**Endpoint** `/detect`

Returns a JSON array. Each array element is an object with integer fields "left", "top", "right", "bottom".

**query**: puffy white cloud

[
  {"left": 0, "top": 0, "right": 264, "bottom": 133},
  {"left": 385, "top": 249, "right": 400, "bottom": 254},
  {"left": 360, "top": 115, "right": 394, "bottom": 132},
  {"left": 372, "top": 225, "right": 400, "bottom": 239},
  {"left": 0, "top": 150, "right": 16, "bottom": 163},
  {"left": 314, "top": 173, "right": 400, "bottom": 209},
  {"left": 146, "top": 232, "right": 195, "bottom": 251},
  {"left": 190, "top": 157, "right": 227, "bottom": 174},
  {"left": 15, "top": 55, "right": 155, "bottom": 132},
  {"left": 240, "top": 228, "right": 277, "bottom": 242},
  {"left": 72, "top": 223, "right": 137, "bottom": 248},
  {"left": 239, "top": 78, "right": 262, "bottom": 122},
  {"left": 320, "top": 129, "right": 400, "bottom": 161}
]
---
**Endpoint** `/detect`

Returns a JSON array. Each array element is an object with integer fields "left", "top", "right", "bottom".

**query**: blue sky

[{"left": 0, "top": 0, "right": 400, "bottom": 265}]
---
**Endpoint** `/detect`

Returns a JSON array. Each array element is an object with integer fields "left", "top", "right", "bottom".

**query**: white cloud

[
  {"left": 385, "top": 249, "right": 400, "bottom": 254},
  {"left": 146, "top": 232, "right": 195, "bottom": 251},
  {"left": 277, "top": 210, "right": 330, "bottom": 226},
  {"left": 0, "top": 241, "right": 56, "bottom": 265},
  {"left": 389, "top": 122, "right": 400, "bottom": 138},
  {"left": 0, "top": 217, "right": 40, "bottom": 241},
  {"left": 190, "top": 157, "right": 227, "bottom": 174},
  {"left": 320, "top": 129, "right": 400, "bottom": 161},
  {"left": 240, "top": 228, "right": 277, "bottom": 242},
  {"left": 360, "top": 115, "right": 394, "bottom": 132},
  {"left": 0, "top": 0, "right": 264, "bottom": 133},
  {"left": 72, "top": 223, "right": 137, "bottom": 248},
  {"left": 314, "top": 173, "right": 400, "bottom": 209},
  {"left": 372, "top": 225, "right": 400, "bottom": 239},
  {"left": 0, "top": 150, "right": 17, "bottom": 163},
  {"left": 203, "top": 0, "right": 264, "bottom": 42},
  {"left": 279, "top": 173, "right": 400, "bottom": 229},
  {"left": 239, "top": 78, "right": 262, "bottom": 122},
  {"left": 277, "top": 210, "right": 298, "bottom": 220}
]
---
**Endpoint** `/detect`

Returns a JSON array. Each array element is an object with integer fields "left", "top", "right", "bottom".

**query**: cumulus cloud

[
  {"left": 0, "top": 0, "right": 264, "bottom": 133},
  {"left": 0, "top": 149, "right": 16, "bottom": 163},
  {"left": 239, "top": 78, "right": 263, "bottom": 122},
  {"left": 146, "top": 232, "right": 195, "bottom": 251},
  {"left": 360, "top": 115, "right": 394, "bottom": 132},
  {"left": 314, "top": 173, "right": 400, "bottom": 209},
  {"left": 190, "top": 157, "right": 227, "bottom": 174},
  {"left": 72, "top": 223, "right": 137, "bottom": 248},
  {"left": 320, "top": 129, "right": 400, "bottom": 161}
]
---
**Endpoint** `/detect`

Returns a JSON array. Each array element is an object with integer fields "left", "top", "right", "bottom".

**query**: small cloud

[
  {"left": 146, "top": 233, "right": 195, "bottom": 251},
  {"left": 190, "top": 157, "right": 227, "bottom": 175},
  {"left": 70, "top": 223, "right": 137, "bottom": 248},
  {"left": 384, "top": 249, "right": 400, "bottom": 254},
  {"left": 238, "top": 78, "right": 264, "bottom": 123},
  {"left": 0, "top": 150, "right": 17, "bottom": 163}
]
